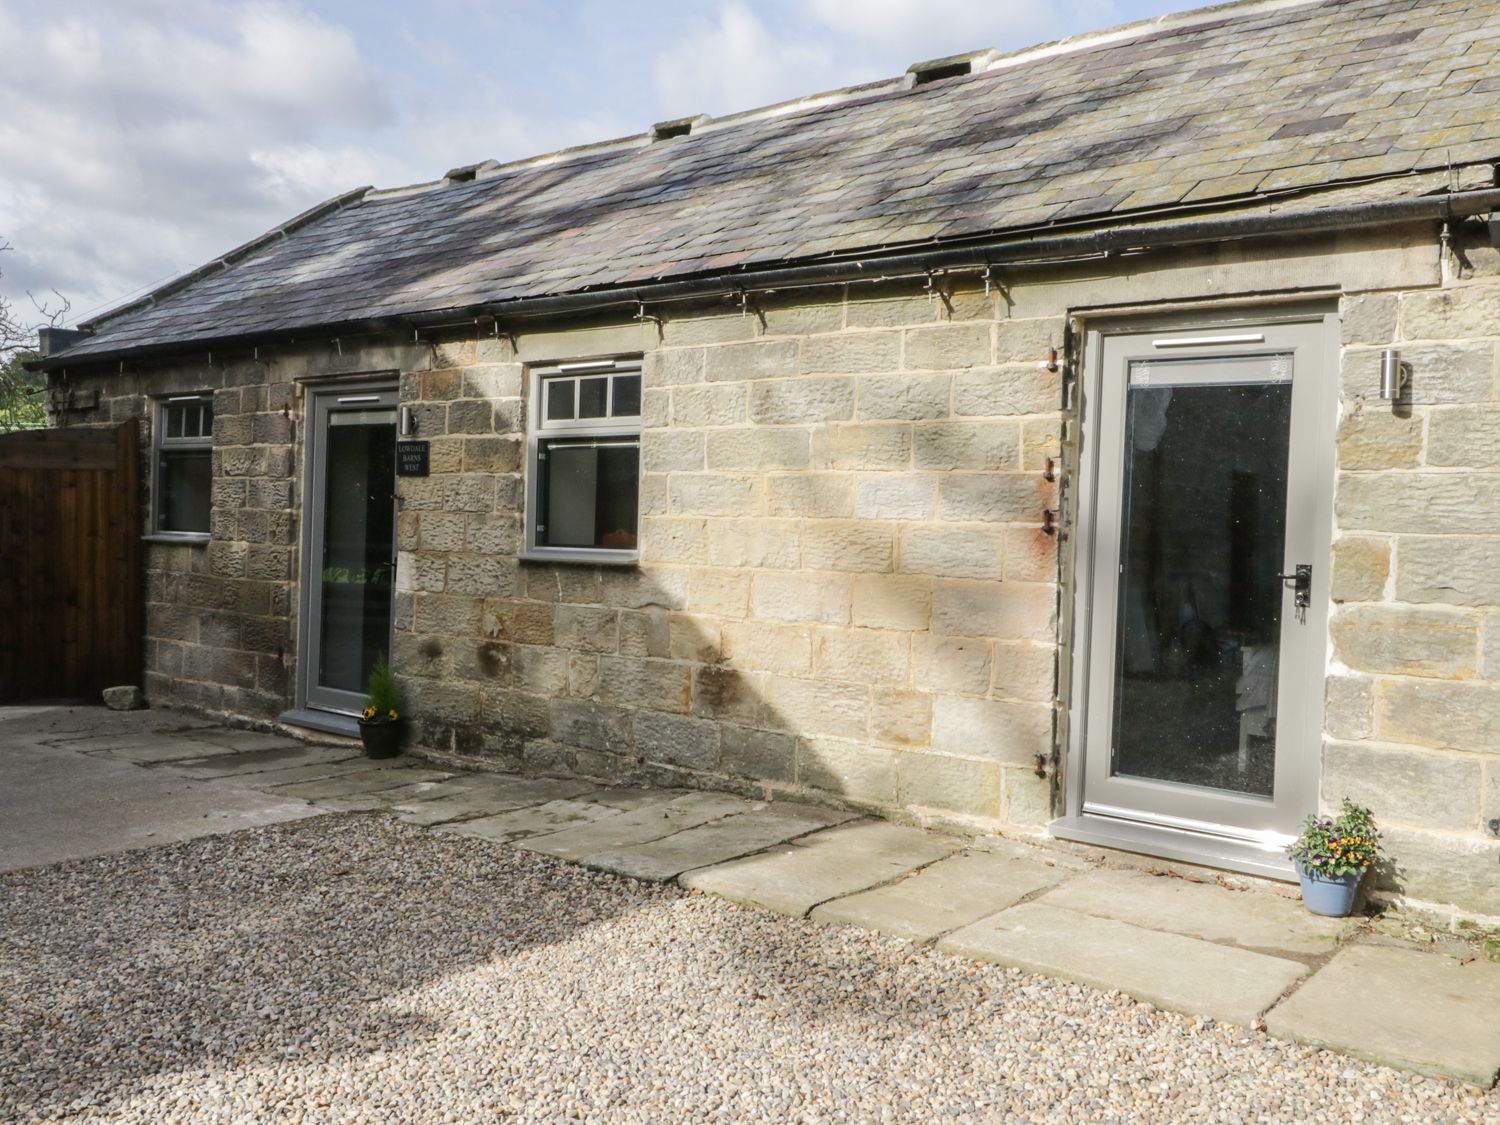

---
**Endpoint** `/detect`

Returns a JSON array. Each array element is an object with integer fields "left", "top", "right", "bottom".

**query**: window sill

[
  {"left": 143, "top": 532, "right": 210, "bottom": 546},
  {"left": 518, "top": 549, "right": 639, "bottom": 567}
]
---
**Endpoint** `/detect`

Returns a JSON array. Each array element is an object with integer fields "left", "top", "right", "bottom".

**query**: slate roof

[{"left": 61, "top": 0, "right": 1500, "bottom": 362}]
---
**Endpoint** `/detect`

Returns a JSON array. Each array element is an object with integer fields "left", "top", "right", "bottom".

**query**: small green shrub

[
  {"left": 362, "top": 660, "right": 402, "bottom": 722},
  {"left": 1287, "top": 798, "right": 1380, "bottom": 877}
]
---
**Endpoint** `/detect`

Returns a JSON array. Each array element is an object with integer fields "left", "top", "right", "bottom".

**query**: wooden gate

[{"left": 0, "top": 424, "right": 142, "bottom": 702}]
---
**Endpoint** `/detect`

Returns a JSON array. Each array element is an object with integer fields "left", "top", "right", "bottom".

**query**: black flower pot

[{"left": 358, "top": 719, "right": 402, "bottom": 759}]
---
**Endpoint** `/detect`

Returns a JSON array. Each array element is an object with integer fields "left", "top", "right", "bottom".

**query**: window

[
  {"left": 525, "top": 361, "right": 641, "bottom": 561},
  {"left": 153, "top": 394, "right": 213, "bottom": 538}
]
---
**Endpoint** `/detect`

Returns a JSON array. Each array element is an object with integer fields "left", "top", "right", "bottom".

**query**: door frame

[
  {"left": 1052, "top": 303, "right": 1339, "bottom": 880},
  {"left": 291, "top": 377, "right": 399, "bottom": 725}
]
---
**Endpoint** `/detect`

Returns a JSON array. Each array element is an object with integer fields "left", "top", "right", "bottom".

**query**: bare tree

[{"left": 0, "top": 239, "right": 69, "bottom": 432}]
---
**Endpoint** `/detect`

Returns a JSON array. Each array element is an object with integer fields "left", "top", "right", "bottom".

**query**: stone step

[
  {"left": 1265, "top": 943, "right": 1500, "bottom": 1088},
  {"left": 680, "top": 821, "right": 962, "bottom": 917},
  {"left": 812, "top": 848, "right": 1068, "bottom": 943},
  {"left": 582, "top": 803, "right": 856, "bottom": 882},
  {"left": 938, "top": 902, "right": 1309, "bottom": 1026}
]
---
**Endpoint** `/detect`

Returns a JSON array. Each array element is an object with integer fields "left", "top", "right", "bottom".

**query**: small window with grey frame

[
  {"left": 153, "top": 394, "right": 214, "bottom": 537},
  {"left": 527, "top": 361, "right": 641, "bottom": 559}
]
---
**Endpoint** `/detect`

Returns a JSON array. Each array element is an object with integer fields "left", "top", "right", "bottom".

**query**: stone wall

[
  {"left": 395, "top": 286, "right": 1065, "bottom": 829},
  {"left": 1329, "top": 221, "right": 1500, "bottom": 918}
]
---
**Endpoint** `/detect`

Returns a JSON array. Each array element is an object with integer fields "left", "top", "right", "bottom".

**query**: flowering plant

[
  {"left": 360, "top": 660, "right": 402, "bottom": 724},
  {"left": 1287, "top": 799, "right": 1379, "bottom": 877}
]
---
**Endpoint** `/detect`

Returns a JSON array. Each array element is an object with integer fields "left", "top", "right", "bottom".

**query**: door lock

[{"left": 1277, "top": 563, "right": 1312, "bottom": 624}]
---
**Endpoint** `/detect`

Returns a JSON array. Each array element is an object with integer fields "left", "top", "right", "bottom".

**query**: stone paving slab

[
  {"left": 812, "top": 848, "right": 1069, "bottom": 943},
  {"left": 1265, "top": 943, "right": 1500, "bottom": 1087},
  {"left": 165, "top": 745, "right": 362, "bottom": 779},
  {"left": 518, "top": 792, "right": 752, "bottom": 862},
  {"left": 680, "top": 821, "right": 962, "bottom": 917},
  {"left": 235, "top": 759, "right": 394, "bottom": 787},
  {"left": 584, "top": 804, "right": 859, "bottom": 882},
  {"left": 939, "top": 902, "right": 1309, "bottom": 1026},
  {"left": 269, "top": 768, "right": 454, "bottom": 801},
  {"left": 101, "top": 739, "right": 251, "bottom": 764},
  {"left": 390, "top": 778, "right": 599, "bottom": 826},
  {"left": 1036, "top": 869, "right": 1350, "bottom": 958},
  {"left": 184, "top": 730, "right": 309, "bottom": 753},
  {"left": 436, "top": 798, "right": 628, "bottom": 844}
]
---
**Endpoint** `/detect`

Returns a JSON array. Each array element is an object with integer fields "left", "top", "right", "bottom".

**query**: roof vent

[
  {"left": 443, "top": 160, "right": 498, "bottom": 184},
  {"left": 906, "top": 50, "right": 996, "bottom": 87},
  {"left": 650, "top": 115, "right": 709, "bottom": 141}
]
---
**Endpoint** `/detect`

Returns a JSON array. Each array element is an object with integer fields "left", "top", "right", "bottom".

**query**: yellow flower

[{"left": 387, "top": 709, "right": 398, "bottom": 721}]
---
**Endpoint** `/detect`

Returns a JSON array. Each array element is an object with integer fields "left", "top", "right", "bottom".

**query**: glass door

[
  {"left": 301, "top": 385, "right": 397, "bottom": 716},
  {"left": 1078, "top": 319, "right": 1334, "bottom": 844}
]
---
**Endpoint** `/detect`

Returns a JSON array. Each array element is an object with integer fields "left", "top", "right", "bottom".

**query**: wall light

[
  {"left": 1379, "top": 349, "right": 1408, "bottom": 401},
  {"left": 399, "top": 405, "right": 416, "bottom": 436}
]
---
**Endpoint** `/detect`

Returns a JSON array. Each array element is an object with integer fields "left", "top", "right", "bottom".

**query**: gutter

[{"left": 33, "top": 186, "right": 1500, "bottom": 372}]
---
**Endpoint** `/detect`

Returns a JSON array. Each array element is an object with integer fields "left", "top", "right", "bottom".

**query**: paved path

[{"left": 5, "top": 705, "right": 1498, "bottom": 1089}]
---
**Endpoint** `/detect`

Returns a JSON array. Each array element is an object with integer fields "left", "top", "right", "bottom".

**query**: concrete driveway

[{"left": 0, "top": 704, "right": 324, "bottom": 872}]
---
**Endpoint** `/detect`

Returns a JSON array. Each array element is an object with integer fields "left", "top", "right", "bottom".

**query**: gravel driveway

[{"left": 2, "top": 815, "right": 1493, "bottom": 1124}]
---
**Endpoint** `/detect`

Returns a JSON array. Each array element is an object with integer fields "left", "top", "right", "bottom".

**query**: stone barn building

[{"left": 33, "top": 0, "right": 1500, "bottom": 921}]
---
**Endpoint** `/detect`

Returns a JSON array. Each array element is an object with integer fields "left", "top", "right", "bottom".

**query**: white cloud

[{"left": 651, "top": 2, "right": 834, "bottom": 119}]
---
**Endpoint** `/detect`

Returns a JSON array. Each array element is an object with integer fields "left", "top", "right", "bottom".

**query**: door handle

[{"left": 1278, "top": 563, "right": 1312, "bottom": 623}]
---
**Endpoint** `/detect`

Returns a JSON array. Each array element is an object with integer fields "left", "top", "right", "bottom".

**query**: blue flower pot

[{"left": 1295, "top": 861, "right": 1362, "bottom": 917}]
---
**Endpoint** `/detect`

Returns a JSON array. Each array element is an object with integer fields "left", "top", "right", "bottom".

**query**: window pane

[
  {"left": 545, "top": 379, "right": 574, "bottom": 422},
  {"left": 158, "top": 450, "right": 211, "bottom": 532},
  {"left": 611, "top": 373, "right": 641, "bottom": 417},
  {"left": 539, "top": 439, "right": 639, "bottom": 549},
  {"left": 165, "top": 407, "right": 184, "bottom": 438},
  {"left": 578, "top": 377, "right": 608, "bottom": 418}
]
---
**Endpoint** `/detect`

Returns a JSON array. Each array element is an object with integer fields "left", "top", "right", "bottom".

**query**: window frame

[
  {"left": 522, "top": 359, "right": 643, "bottom": 566},
  {"left": 149, "top": 392, "right": 214, "bottom": 543}
]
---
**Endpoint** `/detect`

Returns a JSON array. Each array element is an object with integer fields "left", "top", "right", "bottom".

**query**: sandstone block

[
  {"left": 481, "top": 600, "right": 555, "bottom": 647},
  {"left": 767, "top": 473, "right": 854, "bottom": 518},
  {"left": 707, "top": 518, "right": 803, "bottom": 570},
  {"left": 1400, "top": 284, "right": 1500, "bottom": 341},
  {"left": 705, "top": 339, "right": 798, "bottom": 382},
  {"left": 553, "top": 605, "right": 619, "bottom": 653},
  {"left": 812, "top": 423, "right": 913, "bottom": 470},
  {"left": 1428, "top": 405, "right": 1500, "bottom": 468},
  {"left": 692, "top": 665, "right": 768, "bottom": 725},
  {"left": 510, "top": 646, "right": 570, "bottom": 695},
  {"left": 761, "top": 676, "right": 870, "bottom": 740},
  {"left": 871, "top": 688, "right": 932, "bottom": 746},
  {"left": 721, "top": 725, "right": 796, "bottom": 782},
  {"left": 800, "top": 332, "right": 900, "bottom": 375},
  {"left": 644, "top": 348, "right": 705, "bottom": 387},
  {"left": 447, "top": 399, "right": 495, "bottom": 434},
  {"left": 897, "top": 751, "right": 1000, "bottom": 817},
  {"left": 1330, "top": 604, "right": 1479, "bottom": 678},
  {"left": 446, "top": 554, "right": 518, "bottom": 598},
  {"left": 854, "top": 474, "right": 937, "bottom": 520},
  {"left": 1374, "top": 825, "right": 1500, "bottom": 916},
  {"left": 1341, "top": 293, "right": 1397, "bottom": 346},
  {"left": 953, "top": 366, "right": 1060, "bottom": 417},
  {"left": 639, "top": 517, "right": 709, "bottom": 564},
  {"left": 846, "top": 291, "right": 939, "bottom": 330},
  {"left": 749, "top": 377, "right": 855, "bottom": 424},
  {"left": 751, "top": 572, "right": 850, "bottom": 624},
  {"left": 670, "top": 473, "right": 761, "bottom": 517},
  {"left": 634, "top": 709, "right": 721, "bottom": 770},
  {"left": 1336, "top": 410, "right": 1423, "bottom": 470},
  {"left": 994, "top": 318, "right": 1062, "bottom": 364},
  {"left": 687, "top": 568, "right": 751, "bottom": 617},
  {"left": 549, "top": 698, "right": 633, "bottom": 754},
  {"left": 705, "top": 427, "right": 809, "bottom": 471},
  {"left": 1396, "top": 535, "right": 1500, "bottom": 606},
  {"left": 102, "top": 685, "right": 145, "bottom": 711},
  {"left": 814, "top": 627, "right": 910, "bottom": 684},
  {"left": 720, "top": 621, "right": 813, "bottom": 674},
  {"left": 913, "top": 420, "right": 1021, "bottom": 470},
  {"left": 856, "top": 373, "right": 951, "bottom": 420},
  {"left": 1377, "top": 678, "right": 1500, "bottom": 753},
  {"left": 1323, "top": 740, "right": 1481, "bottom": 832},
  {"left": 465, "top": 513, "right": 522, "bottom": 555},
  {"left": 1324, "top": 674, "right": 1375, "bottom": 741},
  {"left": 1337, "top": 472, "right": 1500, "bottom": 535},
  {"left": 991, "top": 642, "right": 1055, "bottom": 702},
  {"left": 414, "top": 593, "right": 482, "bottom": 636},
  {"left": 672, "top": 381, "right": 746, "bottom": 426},
  {"left": 1004, "top": 527, "right": 1057, "bottom": 583},
  {"left": 913, "top": 635, "right": 994, "bottom": 695},
  {"left": 643, "top": 429, "right": 705, "bottom": 473},
  {"left": 851, "top": 575, "right": 931, "bottom": 631},
  {"left": 1002, "top": 767, "right": 1053, "bottom": 826},
  {"left": 1342, "top": 343, "right": 1493, "bottom": 407},
  {"left": 800, "top": 521, "right": 895, "bottom": 573},
  {"left": 930, "top": 581, "right": 1055, "bottom": 641},
  {"left": 618, "top": 608, "right": 671, "bottom": 659},
  {"left": 667, "top": 613, "right": 720, "bottom": 663},
  {"left": 903, "top": 323, "right": 992, "bottom": 370},
  {"left": 761, "top": 301, "right": 843, "bottom": 336},
  {"left": 938, "top": 472, "right": 1052, "bottom": 523},
  {"left": 899, "top": 527, "right": 1004, "bottom": 580},
  {"left": 1331, "top": 536, "right": 1390, "bottom": 602},
  {"left": 931, "top": 695, "right": 1051, "bottom": 764},
  {"left": 461, "top": 363, "right": 523, "bottom": 399},
  {"left": 798, "top": 736, "right": 895, "bottom": 803}
]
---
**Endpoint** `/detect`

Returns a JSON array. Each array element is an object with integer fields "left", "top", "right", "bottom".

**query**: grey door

[
  {"left": 301, "top": 385, "right": 398, "bottom": 716},
  {"left": 1074, "top": 317, "right": 1336, "bottom": 851}
]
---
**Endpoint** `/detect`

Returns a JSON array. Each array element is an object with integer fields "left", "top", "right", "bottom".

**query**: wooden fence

[{"left": 0, "top": 424, "right": 142, "bottom": 702}]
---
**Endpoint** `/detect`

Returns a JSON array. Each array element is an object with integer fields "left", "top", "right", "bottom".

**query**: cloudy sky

[{"left": 0, "top": 0, "right": 1182, "bottom": 328}]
